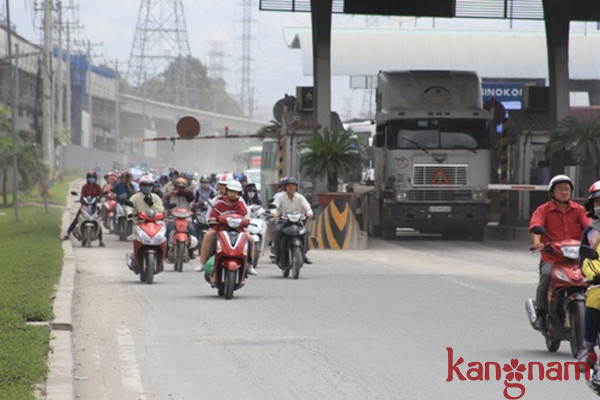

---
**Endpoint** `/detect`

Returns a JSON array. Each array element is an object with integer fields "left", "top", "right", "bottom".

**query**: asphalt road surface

[{"left": 71, "top": 231, "right": 593, "bottom": 400}]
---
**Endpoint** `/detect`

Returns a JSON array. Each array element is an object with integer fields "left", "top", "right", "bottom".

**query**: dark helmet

[
  {"left": 585, "top": 180, "right": 600, "bottom": 218},
  {"left": 120, "top": 171, "right": 131, "bottom": 179},
  {"left": 200, "top": 175, "right": 211, "bottom": 183},
  {"left": 86, "top": 171, "right": 97, "bottom": 180},
  {"left": 284, "top": 177, "right": 298, "bottom": 187}
]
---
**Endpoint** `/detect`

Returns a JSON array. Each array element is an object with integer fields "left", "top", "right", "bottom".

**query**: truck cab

[{"left": 368, "top": 70, "right": 492, "bottom": 240}]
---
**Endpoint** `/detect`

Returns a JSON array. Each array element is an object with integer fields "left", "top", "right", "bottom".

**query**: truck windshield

[{"left": 388, "top": 119, "right": 490, "bottom": 150}]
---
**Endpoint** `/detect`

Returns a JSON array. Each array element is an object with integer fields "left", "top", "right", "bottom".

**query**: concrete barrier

[{"left": 307, "top": 197, "right": 367, "bottom": 250}]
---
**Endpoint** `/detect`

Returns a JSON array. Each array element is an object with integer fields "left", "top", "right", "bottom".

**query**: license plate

[{"left": 429, "top": 206, "right": 451, "bottom": 213}]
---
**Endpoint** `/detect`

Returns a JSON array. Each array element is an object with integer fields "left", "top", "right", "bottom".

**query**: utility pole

[
  {"left": 6, "top": 0, "right": 20, "bottom": 221},
  {"left": 55, "top": 0, "right": 64, "bottom": 137},
  {"left": 42, "top": 0, "right": 55, "bottom": 176}
]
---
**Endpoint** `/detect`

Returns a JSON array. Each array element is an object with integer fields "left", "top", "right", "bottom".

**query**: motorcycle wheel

[
  {"left": 568, "top": 301, "right": 586, "bottom": 357},
  {"left": 224, "top": 269, "right": 236, "bottom": 300},
  {"left": 145, "top": 253, "right": 155, "bottom": 284},
  {"left": 83, "top": 226, "right": 92, "bottom": 248},
  {"left": 291, "top": 246, "right": 302, "bottom": 279},
  {"left": 545, "top": 336, "right": 560, "bottom": 352},
  {"left": 119, "top": 219, "right": 127, "bottom": 241},
  {"left": 175, "top": 242, "right": 185, "bottom": 272}
]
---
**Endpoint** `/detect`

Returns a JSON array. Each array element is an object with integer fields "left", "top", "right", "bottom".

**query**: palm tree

[
  {"left": 299, "top": 128, "right": 362, "bottom": 192},
  {"left": 547, "top": 114, "right": 600, "bottom": 196}
]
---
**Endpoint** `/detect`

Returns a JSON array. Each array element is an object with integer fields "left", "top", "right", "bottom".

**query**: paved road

[{"left": 69, "top": 231, "right": 593, "bottom": 400}]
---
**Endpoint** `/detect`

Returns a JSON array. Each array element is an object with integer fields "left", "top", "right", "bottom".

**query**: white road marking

[{"left": 116, "top": 324, "right": 147, "bottom": 399}]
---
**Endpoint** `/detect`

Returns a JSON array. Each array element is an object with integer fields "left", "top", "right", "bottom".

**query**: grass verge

[{"left": 0, "top": 178, "right": 72, "bottom": 399}]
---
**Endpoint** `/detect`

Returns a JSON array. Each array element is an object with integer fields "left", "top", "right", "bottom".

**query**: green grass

[{"left": 0, "top": 189, "right": 67, "bottom": 399}]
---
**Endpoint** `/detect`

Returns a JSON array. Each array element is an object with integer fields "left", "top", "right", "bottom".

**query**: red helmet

[
  {"left": 585, "top": 180, "right": 600, "bottom": 218},
  {"left": 218, "top": 173, "right": 232, "bottom": 185}
]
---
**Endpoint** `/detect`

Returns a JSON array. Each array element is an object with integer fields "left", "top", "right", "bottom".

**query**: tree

[
  {"left": 299, "top": 128, "right": 362, "bottom": 192},
  {"left": 546, "top": 114, "right": 600, "bottom": 196},
  {"left": 125, "top": 56, "right": 241, "bottom": 116}
]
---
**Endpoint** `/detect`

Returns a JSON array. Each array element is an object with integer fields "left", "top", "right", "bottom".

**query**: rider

[
  {"left": 529, "top": 174, "right": 590, "bottom": 331},
  {"left": 162, "top": 177, "right": 197, "bottom": 258},
  {"left": 578, "top": 180, "right": 600, "bottom": 369},
  {"left": 269, "top": 177, "right": 314, "bottom": 264},
  {"left": 195, "top": 179, "right": 257, "bottom": 276},
  {"left": 63, "top": 171, "right": 105, "bottom": 247},
  {"left": 193, "top": 175, "right": 218, "bottom": 206},
  {"left": 126, "top": 176, "right": 165, "bottom": 270},
  {"left": 243, "top": 182, "right": 262, "bottom": 206}
]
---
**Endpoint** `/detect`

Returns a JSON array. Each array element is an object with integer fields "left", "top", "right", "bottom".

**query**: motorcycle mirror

[
  {"left": 70, "top": 191, "right": 78, "bottom": 196},
  {"left": 580, "top": 245, "right": 599, "bottom": 260},
  {"left": 530, "top": 226, "right": 546, "bottom": 235},
  {"left": 267, "top": 203, "right": 277, "bottom": 210}
]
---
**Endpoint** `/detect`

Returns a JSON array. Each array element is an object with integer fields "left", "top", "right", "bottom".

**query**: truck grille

[
  {"left": 413, "top": 165, "right": 468, "bottom": 186},
  {"left": 408, "top": 190, "right": 472, "bottom": 201}
]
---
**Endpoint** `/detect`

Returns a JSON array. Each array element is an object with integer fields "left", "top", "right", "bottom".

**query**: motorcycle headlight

[
  {"left": 553, "top": 269, "right": 571, "bottom": 282},
  {"left": 226, "top": 217, "right": 242, "bottom": 229},
  {"left": 561, "top": 245, "right": 580, "bottom": 260},
  {"left": 287, "top": 213, "right": 302, "bottom": 223}
]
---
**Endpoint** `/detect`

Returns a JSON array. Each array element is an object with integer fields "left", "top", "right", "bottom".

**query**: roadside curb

[{"left": 45, "top": 198, "right": 77, "bottom": 399}]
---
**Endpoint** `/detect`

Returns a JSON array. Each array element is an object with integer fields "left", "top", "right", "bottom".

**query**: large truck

[{"left": 364, "top": 70, "right": 492, "bottom": 240}]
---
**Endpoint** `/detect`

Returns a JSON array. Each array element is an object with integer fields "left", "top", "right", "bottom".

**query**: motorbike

[
  {"left": 269, "top": 204, "right": 308, "bottom": 279},
  {"left": 525, "top": 225, "right": 587, "bottom": 357},
  {"left": 166, "top": 207, "right": 198, "bottom": 272},
  {"left": 192, "top": 201, "right": 210, "bottom": 250},
  {"left": 204, "top": 213, "right": 250, "bottom": 299},
  {"left": 115, "top": 194, "right": 134, "bottom": 241},
  {"left": 247, "top": 205, "right": 267, "bottom": 270},
  {"left": 126, "top": 208, "right": 167, "bottom": 284},
  {"left": 71, "top": 191, "right": 103, "bottom": 247},
  {"left": 101, "top": 194, "right": 117, "bottom": 234}
]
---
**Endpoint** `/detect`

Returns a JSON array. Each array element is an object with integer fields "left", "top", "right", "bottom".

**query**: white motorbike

[
  {"left": 115, "top": 194, "right": 134, "bottom": 241},
  {"left": 71, "top": 191, "right": 103, "bottom": 247},
  {"left": 248, "top": 205, "right": 267, "bottom": 269}
]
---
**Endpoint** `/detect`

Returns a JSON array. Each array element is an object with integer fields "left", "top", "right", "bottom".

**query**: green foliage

[
  {"left": 125, "top": 56, "right": 242, "bottom": 116},
  {"left": 299, "top": 128, "right": 362, "bottom": 192},
  {"left": 0, "top": 205, "right": 63, "bottom": 398},
  {"left": 547, "top": 114, "right": 600, "bottom": 195}
]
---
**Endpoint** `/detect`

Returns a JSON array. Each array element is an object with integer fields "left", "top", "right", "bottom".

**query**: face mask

[
  {"left": 140, "top": 185, "right": 151, "bottom": 194},
  {"left": 87, "top": 177, "right": 96, "bottom": 184},
  {"left": 594, "top": 207, "right": 600, "bottom": 217},
  {"left": 247, "top": 191, "right": 256, "bottom": 199}
]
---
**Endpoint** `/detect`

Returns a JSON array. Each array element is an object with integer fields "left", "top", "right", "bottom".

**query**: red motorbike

[
  {"left": 102, "top": 194, "right": 117, "bottom": 234},
  {"left": 167, "top": 208, "right": 198, "bottom": 272},
  {"left": 126, "top": 209, "right": 167, "bottom": 284},
  {"left": 525, "top": 225, "right": 587, "bottom": 357},
  {"left": 204, "top": 213, "right": 250, "bottom": 299}
]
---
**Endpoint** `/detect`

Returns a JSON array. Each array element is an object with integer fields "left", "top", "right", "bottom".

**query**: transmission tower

[
  {"left": 126, "top": 0, "right": 191, "bottom": 88},
  {"left": 207, "top": 41, "right": 226, "bottom": 80},
  {"left": 239, "top": 0, "right": 254, "bottom": 118}
]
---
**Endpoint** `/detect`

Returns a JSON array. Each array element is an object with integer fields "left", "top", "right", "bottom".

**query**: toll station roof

[{"left": 287, "top": 29, "right": 600, "bottom": 81}]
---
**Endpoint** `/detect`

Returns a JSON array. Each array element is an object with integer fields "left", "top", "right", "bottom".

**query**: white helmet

[
  {"left": 218, "top": 172, "right": 233, "bottom": 185},
  {"left": 548, "top": 174, "right": 573, "bottom": 195},
  {"left": 226, "top": 179, "right": 243, "bottom": 193}
]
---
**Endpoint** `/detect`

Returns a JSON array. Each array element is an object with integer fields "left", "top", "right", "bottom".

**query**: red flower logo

[{"left": 503, "top": 359, "right": 526, "bottom": 381}]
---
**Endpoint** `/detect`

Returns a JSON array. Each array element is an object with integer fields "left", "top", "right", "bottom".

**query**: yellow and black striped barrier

[{"left": 306, "top": 197, "right": 367, "bottom": 250}]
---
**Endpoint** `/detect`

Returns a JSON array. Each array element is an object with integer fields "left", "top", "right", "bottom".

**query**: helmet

[
  {"left": 86, "top": 171, "right": 97, "bottom": 180},
  {"left": 284, "top": 177, "right": 298, "bottom": 187},
  {"left": 174, "top": 177, "right": 188, "bottom": 188},
  {"left": 226, "top": 180, "right": 243, "bottom": 193},
  {"left": 139, "top": 175, "right": 154, "bottom": 186},
  {"left": 245, "top": 182, "right": 257, "bottom": 192},
  {"left": 218, "top": 173, "right": 232, "bottom": 185},
  {"left": 184, "top": 172, "right": 194, "bottom": 181},
  {"left": 548, "top": 174, "right": 573, "bottom": 196},
  {"left": 121, "top": 171, "right": 131, "bottom": 179},
  {"left": 200, "top": 175, "right": 210, "bottom": 183},
  {"left": 585, "top": 180, "right": 600, "bottom": 218},
  {"left": 278, "top": 176, "right": 288, "bottom": 187}
]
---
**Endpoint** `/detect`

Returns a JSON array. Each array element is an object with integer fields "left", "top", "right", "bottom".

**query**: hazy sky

[{"left": 6, "top": 1, "right": 596, "bottom": 121}]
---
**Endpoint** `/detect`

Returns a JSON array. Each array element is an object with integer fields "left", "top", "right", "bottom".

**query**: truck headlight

[
  {"left": 396, "top": 191, "right": 408, "bottom": 201},
  {"left": 473, "top": 188, "right": 486, "bottom": 200}
]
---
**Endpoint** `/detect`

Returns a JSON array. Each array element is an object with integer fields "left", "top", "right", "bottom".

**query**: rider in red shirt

[
  {"left": 196, "top": 180, "right": 252, "bottom": 274},
  {"left": 63, "top": 171, "right": 105, "bottom": 246},
  {"left": 529, "top": 174, "right": 590, "bottom": 330}
]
